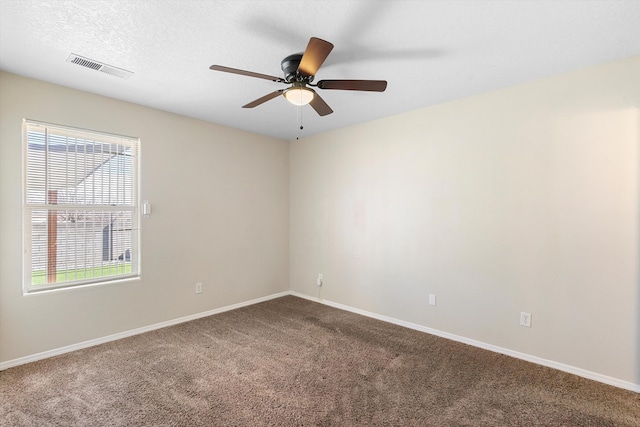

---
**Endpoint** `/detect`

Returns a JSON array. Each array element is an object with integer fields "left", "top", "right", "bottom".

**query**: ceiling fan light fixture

[{"left": 284, "top": 86, "right": 314, "bottom": 106}]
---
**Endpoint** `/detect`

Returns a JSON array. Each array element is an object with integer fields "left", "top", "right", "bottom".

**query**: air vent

[{"left": 66, "top": 54, "right": 134, "bottom": 79}]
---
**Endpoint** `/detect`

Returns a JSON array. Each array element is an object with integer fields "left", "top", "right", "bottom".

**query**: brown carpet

[{"left": 1, "top": 295, "right": 638, "bottom": 426}]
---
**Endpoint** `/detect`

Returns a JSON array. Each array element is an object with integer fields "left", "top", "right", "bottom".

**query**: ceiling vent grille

[{"left": 66, "top": 54, "right": 134, "bottom": 79}]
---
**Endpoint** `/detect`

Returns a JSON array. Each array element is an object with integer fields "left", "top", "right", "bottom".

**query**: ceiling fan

[{"left": 209, "top": 37, "right": 387, "bottom": 116}]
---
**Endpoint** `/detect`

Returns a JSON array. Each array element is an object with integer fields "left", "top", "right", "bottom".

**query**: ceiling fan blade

[
  {"left": 242, "top": 90, "right": 285, "bottom": 108},
  {"left": 210, "top": 65, "right": 285, "bottom": 83},
  {"left": 317, "top": 79, "right": 387, "bottom": 92},
  {"left": 297, "top": 37, "right": 334, "bottom": 78},
  {"left": 309, "top": 89, "right": 333, "bottom": 116}
]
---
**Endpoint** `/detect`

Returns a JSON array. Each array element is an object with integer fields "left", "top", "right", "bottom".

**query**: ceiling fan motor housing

[{"left": 281, "top": 54, "right": 308, "bottom": 82}]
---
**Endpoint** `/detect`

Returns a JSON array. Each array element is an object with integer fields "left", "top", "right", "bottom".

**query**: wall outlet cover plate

[{"left": 520, "top": 312, "right": 531, "bottom": 327}]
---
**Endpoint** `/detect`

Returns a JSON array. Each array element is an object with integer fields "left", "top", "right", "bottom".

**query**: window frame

[{"left": 22, "top": 119, "right": 141, "bottom": 294}]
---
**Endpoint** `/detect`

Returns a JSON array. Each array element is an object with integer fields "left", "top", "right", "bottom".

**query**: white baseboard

[
  {"left": 3, "top": 289, "right": 638, "bottom": 394},
  {"left": 0, "top": 291, "right": 290, "bottom": 372},
  {"left": 291, "top": 291, "right": 640, "bottom": 394}
]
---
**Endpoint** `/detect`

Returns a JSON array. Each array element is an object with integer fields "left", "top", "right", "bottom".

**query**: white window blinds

[{"left": 23, "top": 120, "right": 140, "bottom": 292}]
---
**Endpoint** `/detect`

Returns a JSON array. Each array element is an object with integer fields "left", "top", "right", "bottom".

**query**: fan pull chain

[{"left": 296, "top": 105, "right": 304, "bottom": 140}]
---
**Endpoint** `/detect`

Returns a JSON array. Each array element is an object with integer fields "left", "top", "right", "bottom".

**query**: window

[{"left": 23, "top": 120, "right": 140, "bottom": 293}]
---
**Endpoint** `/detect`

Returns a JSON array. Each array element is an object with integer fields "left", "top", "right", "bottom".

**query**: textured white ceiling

[{"left": 1, "top": 0, "right": 640, "bottom": 141}]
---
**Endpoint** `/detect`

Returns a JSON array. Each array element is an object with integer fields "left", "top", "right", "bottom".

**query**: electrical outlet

[
  {"left": 316, "top": 274, "right": 323, "bottom": 287},
  {"left": 428, "top": 294, "right": 436, "bottom": 306},
  {"left": 195, "top": 282, "right": 203, "bottom": 294},
  {"left": 520, "top": 312, "right": 531, "bottom": 328}
]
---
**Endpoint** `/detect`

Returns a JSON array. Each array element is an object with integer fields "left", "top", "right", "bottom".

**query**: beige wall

[
  {"left": 290, "top": 56, "right": 640, "bottom": 385},
  {"left": 2, "top": 56, "right": 639, "bottom": 388},
  {"left": 0, "top": 72, "right": 290, "bottom": 363}
]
